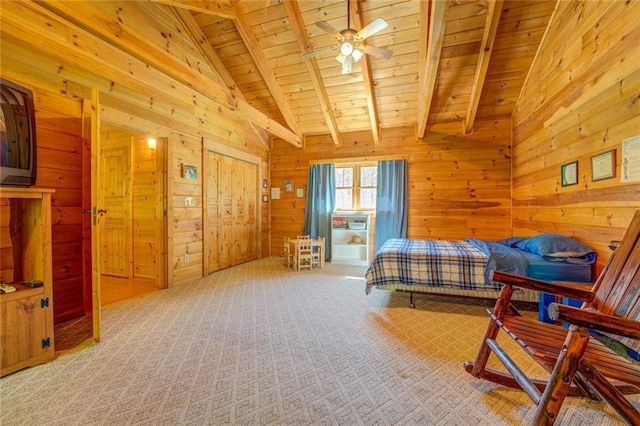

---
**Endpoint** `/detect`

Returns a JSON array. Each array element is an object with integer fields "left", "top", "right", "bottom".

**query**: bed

[{"left": 365, "top": 235, "right": 596, "bottom": 307}]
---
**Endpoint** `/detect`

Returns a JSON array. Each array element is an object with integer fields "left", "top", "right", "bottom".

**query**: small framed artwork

[
  {"left": 262, "top": 195, "right": 268, "bottom": 202},
  {"left": 591, "top": 149, "right": 615, "bottom": 181},
  {"left": 561, "top": 161, "right": 578, "bottom": 187},
  {"left": 295, "top": 187, "right": 305, "bottom": 199},
  {"left": 182, "top": 163, "right": 197, "bottom": 180},
  {"left": 263, "top": 178, "right": 268, "bottom": 188},
  {"left": 283, "top": 179, "right": 294, "bottom": 193},
  {"left": 270, "top": 187, "right": 280, "bottom": 200}
]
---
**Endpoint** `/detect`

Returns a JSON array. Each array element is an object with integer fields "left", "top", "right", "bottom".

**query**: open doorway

[
  {"left": 54, "top": 124, "right": 166, "bottom": 352},
  {"left": 98, "top": 126, "right": 165, "bottom": 306}
]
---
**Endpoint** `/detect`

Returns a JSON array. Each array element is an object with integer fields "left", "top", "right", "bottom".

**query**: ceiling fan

[{"left": 302, "top": 0, "right": 393, "bottom": 74}]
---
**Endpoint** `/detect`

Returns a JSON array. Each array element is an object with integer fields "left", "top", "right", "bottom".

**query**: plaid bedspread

[{"left": 365, "top": 238, "right": 495, "bottom": 294}]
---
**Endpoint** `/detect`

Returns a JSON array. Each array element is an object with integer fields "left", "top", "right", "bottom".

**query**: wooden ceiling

[{"left": 156, "top": 0, "right": 557, "bottom": 146}]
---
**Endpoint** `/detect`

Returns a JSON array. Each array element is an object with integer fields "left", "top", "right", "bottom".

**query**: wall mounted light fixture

[{"left": 147, "top": 138, "right": 157, "bottom": 150}]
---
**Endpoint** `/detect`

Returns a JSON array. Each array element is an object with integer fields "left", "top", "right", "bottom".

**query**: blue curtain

[
  {"left": 302, "top": 163, "right": 335, "bottom": 259},
  {"left": 375, "top": 159, "right": 408, "bottom": 252}
]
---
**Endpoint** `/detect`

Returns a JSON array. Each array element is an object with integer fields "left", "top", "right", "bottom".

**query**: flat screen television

[{"left": 1, "top": 78, "right": 37, "bottom": 187}]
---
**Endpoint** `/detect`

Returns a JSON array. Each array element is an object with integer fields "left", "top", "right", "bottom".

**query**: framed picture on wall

[
  {"left": 295, "top": 187, "right": 305, "bottom": 199},
  {"left": 263, "top": 178, "right": 268, "bottom": 188},
  {"left": 591, "top": 149, "right": 615, "bottom": 181},
  {"left": 182, "top": 163, "right": 197, "bottom": 180},
  {"left": 270, "top": 187, "right": 280, "bottom": 199},
  {"left": 284, "top": 179, "right": 294, "bottom": 192},
  {"left": 561, "top": 161, "right": 578, "bottom": 187}
]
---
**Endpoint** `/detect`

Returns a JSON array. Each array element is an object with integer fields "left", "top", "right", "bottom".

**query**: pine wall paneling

[
  {"left": 1, "top": 1, "right": 270, "bottom": 322},
  {"left": 512, "top": 0, "right": 640, "bottom": 274},
  {"left": 132, "top": 134, "right": 161, "bottom": 282},
  {"left": 168, "top": 133, "right": 204, "bottom": 285},
  {"left": 0, "top": 80, "right": 87, "bottom": 323},
  {"left": 270, "top": 120, "right": 513, "bottom": 259}
]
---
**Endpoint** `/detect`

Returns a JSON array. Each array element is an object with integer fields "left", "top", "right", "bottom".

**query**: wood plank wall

[
  {"left": 270, "top": 119, "right": 513, "bottom": 256},
  {"left": 168, "top": 133, "right": 204, "bottom": 285},
  {"left": 0, "top": 85, "right": 88, "bottom": 323},
  {"left": 132, "top": 134, "right": 161, "bottom": 282},
  {"left": 512, "top": 0, "right": 640, "bottom": 274},
  {"left": 1, "top": 1, "right": 271, "bottom": 322}
]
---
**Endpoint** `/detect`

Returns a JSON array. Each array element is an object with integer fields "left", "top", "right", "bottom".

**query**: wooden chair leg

[
  {"left": 466, "top": 284, "right": 515, "bottom": 378},
  {"left": 578, "top": 357, "right": 640, "bottom": 425},
  {"left": 533, "top": 325, "right": 590, "bottom": 425}
]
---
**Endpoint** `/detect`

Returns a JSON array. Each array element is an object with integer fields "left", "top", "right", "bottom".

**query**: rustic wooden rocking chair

[{"left": 464, "top": 210, "right": 640, "bottom": 425}]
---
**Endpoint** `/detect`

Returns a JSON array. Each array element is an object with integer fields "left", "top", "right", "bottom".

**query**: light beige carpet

[{"left": 0, "top": 257, "right": 633, "bottom": 425}]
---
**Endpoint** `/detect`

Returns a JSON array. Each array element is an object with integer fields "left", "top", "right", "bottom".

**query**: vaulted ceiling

[{"left": 156, "top": 0, "right": 557, "bottom": 146}]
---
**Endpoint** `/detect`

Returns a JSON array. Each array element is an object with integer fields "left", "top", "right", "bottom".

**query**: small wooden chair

[
  {"left": 464, "top": 210, "right": 640, "bottom": 425},
  {"left": 294, "top": 238, "right": 313, "bottom": 271},
  {"left": 311, "top": 236, "right": 324, "bottom": 268},
  {"left": 283, "top": 236, "right": 292, "bottom": 267}
]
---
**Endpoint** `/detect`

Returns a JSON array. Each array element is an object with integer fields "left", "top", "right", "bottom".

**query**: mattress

[
  {"left": 520, "top": 250, "right": 594, "bottom": 323},
  {"left": 520, "top": 250, "right": 593, "bottom": 283}
]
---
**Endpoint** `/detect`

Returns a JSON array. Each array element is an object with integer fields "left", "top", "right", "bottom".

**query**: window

[{"left": 335, "top": 163, "right": 377, "bottom": 210}]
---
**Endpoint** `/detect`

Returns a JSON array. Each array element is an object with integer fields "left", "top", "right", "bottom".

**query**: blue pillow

[
  {"left": 514, "top": 234, "right": 594, "bottom": 258},
  {"left": 500, "top": 236, "right": 527, "bottom": 247}
]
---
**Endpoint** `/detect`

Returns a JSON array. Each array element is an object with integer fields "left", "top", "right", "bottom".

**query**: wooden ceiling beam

[
  {"left": 350, "top": 0, "right": 380, "bottom": 144},
  {"left": 417, "top": 0, "right": 447, "bottom": 139},
  {"left": 463, "top": 0, "right": 504, "bottom": 135},
  {"left": 284, "top": 0, "right": 342, "bottom": 146},
  {"left": 36, "top": 0, "right": 301, "bottom": 147},
  {"left": 172, "top": 7, "right": 270, "bottom": 148},
  {"left": 230, "top": 1, "right": 302, "bottom": 140},
  {"left": 150, "top": 0, "right": 237, "bottom": 19}
]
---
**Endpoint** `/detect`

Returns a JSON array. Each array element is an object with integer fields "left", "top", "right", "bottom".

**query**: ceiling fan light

[
  {"left": 340, "top": 41, "right": 354, "bottom": 56},
  {"left": 352, "top": 48, "right": 363, "bottom": 62}
]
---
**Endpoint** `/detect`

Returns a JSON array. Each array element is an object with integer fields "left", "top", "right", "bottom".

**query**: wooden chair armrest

[
  {"left": 491, "top": 271, "right": 595, "bottom": 302},
  {"left": 548, "top": 303, "right": 640, "bottom": 341}
]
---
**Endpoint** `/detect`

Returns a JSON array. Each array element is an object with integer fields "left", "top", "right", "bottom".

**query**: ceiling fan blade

[
  {"left": 302, "top": 46, "right": 335, "bottom": 59},
  {"left": 363, "top": 44, "right": 393, "bottom": 60},
  {"left": 341, "top": 55, "right": 353, "bottom": 74},
  {"left": 315, "top": 21, "right": 339, "bottom": 35},
  {"left": 356, "top": 17, "right": 388, "bottom": 40}
]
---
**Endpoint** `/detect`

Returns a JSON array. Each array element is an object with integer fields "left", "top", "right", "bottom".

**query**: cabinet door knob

[{"left": 21, "top": 303, "right": 36, "bottom": 313}]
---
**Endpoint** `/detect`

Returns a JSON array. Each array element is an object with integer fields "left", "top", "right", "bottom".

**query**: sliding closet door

[
  {"left": 205, "top": 151, "right": 220, "bottom": 274},
  {"left": 234, "top": 161, "right": 257, "bottom": 264},
  {"left": 205, "top": 151, "right": 258, "bottom": 273}
]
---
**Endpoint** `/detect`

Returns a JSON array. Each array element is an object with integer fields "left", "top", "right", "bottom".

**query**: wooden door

[
  {"left": 237, "top": 161, "right": 257, "bottom": 263},
  {"left": 89, "top": 88, "right": 101, "bottom": 342},
  {"left": 98, "top": 142, "right": 132, "bottom": 277},
  {"left": 205, "top": 151, "right": 220, "bottom": 274},
  {"left": 233, "top": 162, "right": 244, "bottom": 262},
  {"left": 205, "top": 152, "right": 258, "bottom": 272},
  {"left": 218, "top": 154, "right": 234, "bottom": 270}
]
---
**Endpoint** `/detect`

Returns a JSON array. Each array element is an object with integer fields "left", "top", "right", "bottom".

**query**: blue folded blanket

[{"left": 465, "top": 238, "right": 529, "bottom": 284}]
